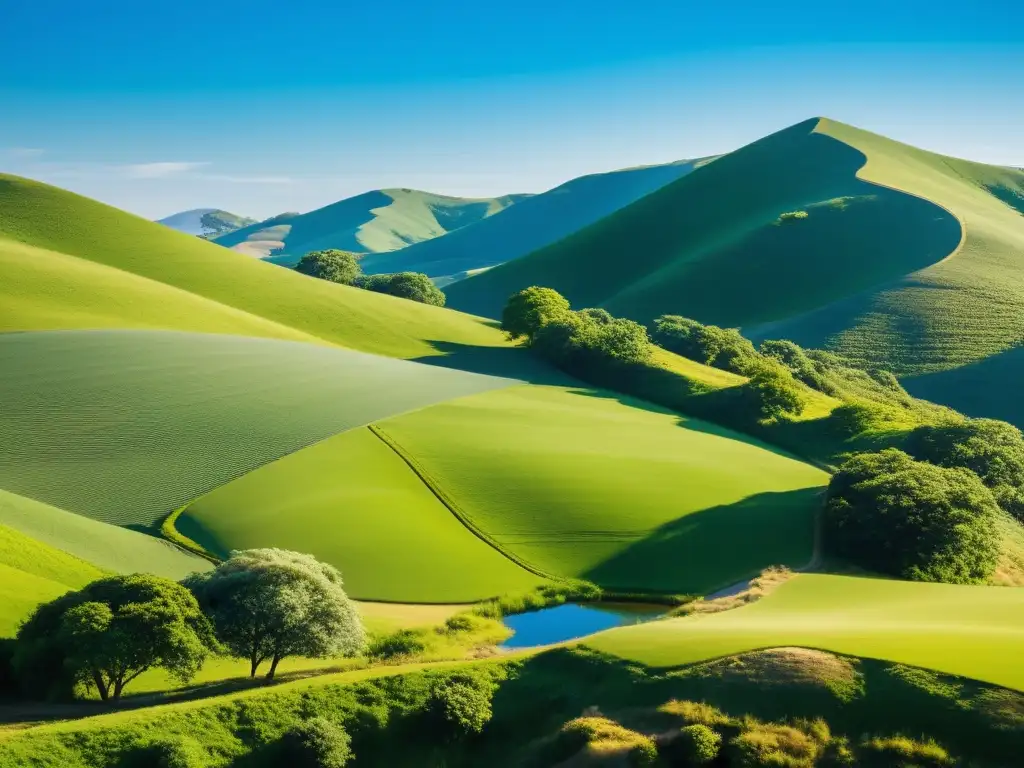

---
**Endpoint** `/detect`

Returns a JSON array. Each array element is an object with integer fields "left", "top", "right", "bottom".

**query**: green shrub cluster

[
  {"left": 428, "top": 672, "right": 497, "bottom": 737},
  {"left": 823, "top": 449, "right": 1000, "bottom": 584},
  {"left": 295, "top": 249, "right": 445, "bottom": 305},
  {"left": 652, "top": 314, "right": 758, "bottom": 373},
  {"left": 280, "top": 716, "right": 353, "bottom": 768},
  {"left": 677, "top": 722, "right": 722, "bottom": 764},
  {"left": 133, "top": 736, "right": 208, "bottom": 768},
  {"left": 367, "top": 629, "right": 428, "bottom": 661}
]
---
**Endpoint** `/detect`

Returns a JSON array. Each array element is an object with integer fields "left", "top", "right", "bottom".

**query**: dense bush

[
  {"left": 859, "top": 735, "right": 952, "bottom": 767},
  {"left": 823, "top": 450, "right": 1000, "bottom": 584},
  {"left": 355, "top": 271, "right": 446, "bottom": 306},
  {"left": 280, "top": 717, "right": 353, "bottom": 768},
  {"left": 429, "top": 673, "right": 496, "bottom": 736},
  {"left": 368, "top": 629, "right": 428, "bottom": 660},
  {"left": 759, "top": 339, "right": 833, "bottom": 393},
  {"left": 740, "top": 359, "right": 807, "bottom": 420},
  {"left": 295, "top": 250, "right": 362, "bottom": 285},
  {"left": 652, "top": 314, "right": 758, "bottom": 373},
  {"left": 627, "top": 738, "right": 659, "bottom": 766},
  {"left": 501, "top": 286, "right": 572, "bottom": 342},
  {"left": 135, "top": 736, "right": 208, "bottom": 768},
  {"left": 908, "top": 418, "right": 1024, "bottom": 521},
  {"left": 677, "top": 723, "right": 722, "bottom": 764},
  {"left": 533, "top": 310, "right": 651, "bottom": 368},
  {"left": 728, "top": 722, "right": 821, "bottom": 767},
  {"left": 14, "top": 574, "right": 214, "bottom": 701}
]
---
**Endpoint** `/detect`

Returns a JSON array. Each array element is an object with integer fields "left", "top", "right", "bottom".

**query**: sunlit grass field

[
  {"left": 0, "top": 329, "right": 513, "bottom": 529},
  {"left": 179, "top": 427, "right": 542, "bottom": 602},
  {"left": 378, "top": 385, "right": 828, "bottom": 593},
  {"left": 587, "top": 573, "right": 1024, "bottom": 691}
]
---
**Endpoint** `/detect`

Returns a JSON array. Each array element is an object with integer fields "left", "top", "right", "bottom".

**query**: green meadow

[
  {"left": 377, "top": 385, "right": 828, "bottom": 593},
  {"left": 179, "top": 427, "right": 542, "bottom": 602},
  {"left": 0, "top": 329, "right": 512, "bottom": 528},
  {"left": 588, "top": 573, "right": 1024, "bottom": 691}
]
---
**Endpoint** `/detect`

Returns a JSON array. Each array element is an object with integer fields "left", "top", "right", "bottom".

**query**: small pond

[{"left": 500, "top": 602, "right": 668, "bottom": 649}]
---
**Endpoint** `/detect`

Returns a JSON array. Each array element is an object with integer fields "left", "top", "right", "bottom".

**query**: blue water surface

[{"left": 501, "top": 602, "right": 665, "bottom": 649}]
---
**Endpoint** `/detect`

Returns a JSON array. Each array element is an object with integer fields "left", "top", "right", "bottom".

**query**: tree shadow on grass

[
  {"left": 583, "top": 488, "right": 823, "bottom": 595},
  {"left": 412, "top": 339, "right": 574, "bottom": 385}
]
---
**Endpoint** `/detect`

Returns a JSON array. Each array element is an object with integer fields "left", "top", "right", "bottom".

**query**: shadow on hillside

[
  {"left": 583, "top": 488, "right": 822, "bottom": 595},
  {"left": 413, "top": 339, "right": 575, "bottom": 385}
]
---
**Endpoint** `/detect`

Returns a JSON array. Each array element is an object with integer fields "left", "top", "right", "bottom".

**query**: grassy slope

[
  {"left": 0, "top": 488, "right": 209, "bottom": 580},
  {"left": 360, "top": 159, "right": 712, "bottom": 280},
  {"left": 446, "top": 118, "right": 1024, "bottom": 415},
  {"left": 213, "top": 188, "right": 525, "bottom": 262},
  {"left": 588, "top": 573, "right": 1024, "bottom": 691},
  {"left": 178, "top": 427, "right": 542, "bottom": 602},
  {"left": 376, "top": 385, "right": 828, "bottom": 594},
  {"left": 0, "top": 329, "right": 513, "bottom": 530},
  {"left": 0, "top": 174, "right": 509, "bottom": 360},
  {"left": 0, "top": 524, "right": 106, "bottom": 636}
]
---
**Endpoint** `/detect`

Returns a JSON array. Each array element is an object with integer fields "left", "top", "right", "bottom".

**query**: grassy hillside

[
  {"left": 0, "top": 524, "right": 106, "bottom": 636},
  {"left": 0, "top": 173, "right": 512, "bottom": 360},
  {"left": 376, "top": 385, "right": 828, "bottom": 593},
  {"left": 0, "top": 329, "right": 513, "bottom": 530},
  {"left": 446, "top": 118, "right": 1024, "bottom": 420},
  {"left": 588, "top": 573, "right": 1024, "bottom": 691},
  {"left": 360, "top": 158, "right": 713, "bottom": 281},
  {"left": 156, "top": 208, "right": 257, "bottom": 238},
  {"left": 178, "top": 427, "right": 543, "bottom": 602},
  {"left": 0, "top": 488, "right": 209, "bottom": 580},
  {"left": 213, "top": 188, "right": 527, "bottom": 262}
]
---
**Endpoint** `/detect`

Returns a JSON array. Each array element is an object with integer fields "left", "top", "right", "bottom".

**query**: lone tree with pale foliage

[
  {"left": 184, "top": 549, "right": 365, "bottom": 679},
  {"left": 14, "top": 574, "right": 214, "bottom": 702},
  {"left": 295, "top": 249, "right": 362, "bottom": 285}
]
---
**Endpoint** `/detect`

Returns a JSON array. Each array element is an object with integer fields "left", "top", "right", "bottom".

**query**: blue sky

[{"left": 1, "top": 0, "right": 1021, "bottom": 219}]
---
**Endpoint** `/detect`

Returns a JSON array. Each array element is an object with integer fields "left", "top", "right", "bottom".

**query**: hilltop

[
  {"left": 360, "top": 158, "right": 715, "bottom": 284},
  {"left": 446, "top": 117, "right": 1024, "bottom": 424},
  {"left": 156, "top": 208, "right": 256, "bottom": 237},
  {"left": 211, "top": 188, "right": 529, "bottom": 262}
]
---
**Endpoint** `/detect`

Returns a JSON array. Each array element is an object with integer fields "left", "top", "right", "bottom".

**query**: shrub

[
  {"left": 908, "top": 418, "right": 1024, "bottom": 521},
  {"left": 628, "top": 737, "right": 659, "bottom": 766},
  {"left": 859, "top": 734, "right": 952, "bottom": 767},
  {"left": 368, "top": 629, "right": 427, "bottom": 660},
  {"left": 501, "top": 286, "right": 572, "bottom": 342},
  {"left": 677, "top": 723, "right": 722, "bottom": 764},
  {"left": 136, "top": 736, "right": 208, "bottom": 768},
  {"left": 740, "top": 359, "right": 807, "bottom": 420},
  {"left": 295, "top": 250, "right": 361, "bottom": 285},
  {"left": 429, "top": 673, "right": 495, "bottom": 736},
  {"left": 652, "top": 315, "right": 757, "bottom": 373},
  {"left": 823, "top": 449, "right": 1000, "bottom": 583},
  {"left": 728, "top": 722, "right": 820, "bottom": 767},
  {"left": 443, "top": 614, "right": 477, "bottom": 633},
  {"left": 777, "top": 210, "right": 809, "bottom": 223},
  {"left": 280, "top": 717, "right": 353, "bottom": 768},
  {"left": 533, "top": 310, "right": 651, "bottom": 369},
  {"left": 759, "top": 339, "right": 833, "bottom": 393},
  {"left": 354, "top": 272, "right": 446, "bottom": 306}
]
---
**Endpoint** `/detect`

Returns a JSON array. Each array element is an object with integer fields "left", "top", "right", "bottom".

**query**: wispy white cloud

[
  {"left": 122, "top": 161, "right": 208, "bottom": 179},
  {"left": 201, "top": 173, "right": 295, "bottom": 185}
]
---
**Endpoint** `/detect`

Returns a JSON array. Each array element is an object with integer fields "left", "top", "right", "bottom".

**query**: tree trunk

[
  {"left": 112, "top": 678, "right": 124, "bottom": 701},
  {"left": 266, "top": 653, "right": 282, "bottom": 680},
  {"left": 92, "top": 671, "right": 109, "bottom": 702},
  {"left": 250, "top": 653, "right": 261, "bottom": 678}
]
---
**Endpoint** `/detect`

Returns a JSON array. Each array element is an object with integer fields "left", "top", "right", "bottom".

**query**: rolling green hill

[
  {"left": 0, "top": 173, "right": 514, "bottom": 359},
  {"left": 359, "top": 158, "right": 714, "bottom": 282},
  {"left": 446, "top": 118, "right": 1024, "bottom": 421},
  {"left": 0, "top": 488, "right": 209, "bottom": 580},
  {"left": 0, "top": 329, "right": 514, "bottom": 530},
  {"left": 156, "top": 208, "right": 257, "bottom": 238},
  {"left": 588, "top": 573, "right": 1024, "bottom": 692},
  {"left": 212, "top": 188, "right": 528, "bottom": 262},
  {"left": 0, "top": 524, "right": 106, "bottom": 636},
  {"left": 178, "top": 427, "right": 543, "bottom": 602},
  {"left": 373, "top": 385, "right": 828, "bottom": 594}
]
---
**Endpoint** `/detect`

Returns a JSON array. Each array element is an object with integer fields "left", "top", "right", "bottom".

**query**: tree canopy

[
  {"left": 501, "top": 286, "right": 572, "bottom": 342},
  {"left": 185, "top": 549, "right": 365, "bottom": 679},
  {"left": 823, "top": 449, "right": 1000, "bottom": 584},
  {"left": 14, "top": 574, "right": 213, "bottom": 701},
  {"left": 740, "top": 358, "right": 807, "bottom": 420},
  {"left": 295, "top": 250, "right": 362, "bottom": 285},
  {"left": 355, "top": 272, "right": 446, "bottom": 306},
  {"left": 651, "top": 315, "right": 757, "bottom": 374},
  {"left": 532, "top": 309, "right": 651, "bottom": 369}
]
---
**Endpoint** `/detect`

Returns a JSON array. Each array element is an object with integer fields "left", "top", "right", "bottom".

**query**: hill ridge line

[{"left": 366, "top": 423, "right": 557, "bottom": 582}]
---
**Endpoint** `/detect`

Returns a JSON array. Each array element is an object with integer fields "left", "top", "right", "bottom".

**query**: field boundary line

[{"left": 367, "top": 424, "right": 558, "bottom": 581}]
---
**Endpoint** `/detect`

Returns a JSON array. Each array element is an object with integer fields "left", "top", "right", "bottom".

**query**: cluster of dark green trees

[
  {"left": 295, "top": 249, "right": 446, "bottom": 306},
  {"left": 501, "top": 286, "right": 1024, "bottom": 586},
  {"left": 6, "top": 549, "right": 365, "bottom": 703}
]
